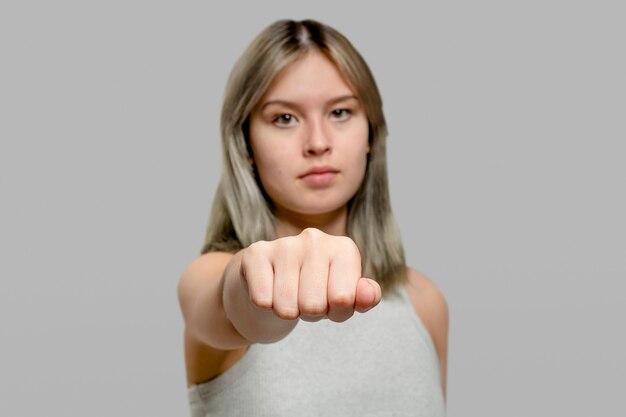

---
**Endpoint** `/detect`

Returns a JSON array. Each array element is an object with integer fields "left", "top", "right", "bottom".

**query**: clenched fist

[{"left": 238, "top": 228, "right": 382, "bottom": 323}]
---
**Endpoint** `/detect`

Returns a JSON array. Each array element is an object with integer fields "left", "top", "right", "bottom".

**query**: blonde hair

[{"left": 202, "top": 19, "right": 406, "bottom": 290}]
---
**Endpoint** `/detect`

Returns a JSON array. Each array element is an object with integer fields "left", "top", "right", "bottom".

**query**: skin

[
  {"left": 178, "top": 49, "right": 448, "bottom": 398},
  {"left": 248, "top": 49, "right": 370, "bottom": 238}
]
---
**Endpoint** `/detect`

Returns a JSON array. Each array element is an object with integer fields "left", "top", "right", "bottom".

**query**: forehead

[{"left": 260, "top": 49, "right": 356, "bottom": 104}]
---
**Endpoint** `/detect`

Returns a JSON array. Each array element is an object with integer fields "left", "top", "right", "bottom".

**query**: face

[{"left": 248, "top": 49, "right": 370, "bottom": 221}]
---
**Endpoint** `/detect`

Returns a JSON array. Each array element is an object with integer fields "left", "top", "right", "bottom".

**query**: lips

[
  {"left": 299, "top": 165, "right": 339, "bottom": 186},
  {"left": 300, "top": 165, "right": 339, "bottom": 177}
]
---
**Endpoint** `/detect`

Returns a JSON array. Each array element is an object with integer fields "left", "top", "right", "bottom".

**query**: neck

[{"left": 274, "top": 206, "right": 349, "bottom": 238}]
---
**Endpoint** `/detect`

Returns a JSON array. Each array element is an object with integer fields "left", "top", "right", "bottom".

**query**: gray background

[{"left": 1, "top": 1, "right": 624, "bottom": 416}]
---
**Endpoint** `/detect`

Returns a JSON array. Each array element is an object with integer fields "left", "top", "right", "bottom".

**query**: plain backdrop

[{"left": 1, "top": 1, "right": 624, "bottom": 416}]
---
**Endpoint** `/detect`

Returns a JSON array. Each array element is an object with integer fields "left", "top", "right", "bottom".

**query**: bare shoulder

[
  {"left": 179, "top": 251, "right": 235, "bottom": 283},
  {"left": 404, "top": 268, "right": 449, "bottom": 336},
  {"left": 177, "top": 252, "right": 235, "bottom": 302},
  {"left": 403, "top": 267, "right": 449, "bottom": 396}
]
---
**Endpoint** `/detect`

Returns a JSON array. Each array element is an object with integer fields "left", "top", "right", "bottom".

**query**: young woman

[{"left": 178, "top": 19, "right": 448, "bottom": 416}]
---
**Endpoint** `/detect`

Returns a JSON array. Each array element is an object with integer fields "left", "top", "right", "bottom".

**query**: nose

[{"left": 303, "top": 118, "right": 331, "bottom": 156}]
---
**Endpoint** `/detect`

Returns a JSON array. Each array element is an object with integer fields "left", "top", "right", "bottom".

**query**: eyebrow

[{"left": 260, "top": 94, "right": 359, "bottom": 111}]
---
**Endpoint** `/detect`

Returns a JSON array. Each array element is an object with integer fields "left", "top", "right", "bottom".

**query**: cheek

[
  {"left": 353, "top": 118, "right": 370, "bottom": 152},
  {"left": 348, "top": 125, "right": 371, "bottom": 166},
  {"left": 353, "top": 134, "right": 371, "bottom": 185},
  {"left": 354, "top": 153, "right": 369, "bottom": 185},
  {"left": 259, "top": 165, "right": 283, "bottom": 185},
  {"left": 254, "top": 150, "right": 289, "bottom": 193}
]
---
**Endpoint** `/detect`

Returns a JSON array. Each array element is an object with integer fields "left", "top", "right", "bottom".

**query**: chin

[{"left": 277, "top": 199, "right": 348, "bottom": 218}]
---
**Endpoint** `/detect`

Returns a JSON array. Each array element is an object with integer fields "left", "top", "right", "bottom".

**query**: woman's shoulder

[
  {"left": 179, "top": 251, "right": 235, "bottom": 287},
  {"left": 177, "top": 251, "right": 237, "bottom": 327},
  {"left": 403, "top": 268, "right": 448, "bottom": 325},
  {"left": 403, "top": 267, "right": 449, "bottom": 344},
  {"left": 403, "top": 267, "right": 448, "bottom": 395},
  {"left": 183, "top": 251, "right": 236, "bottom": 273}
]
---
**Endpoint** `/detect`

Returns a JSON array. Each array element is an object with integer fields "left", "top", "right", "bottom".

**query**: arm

[
  {"left": 178, "top": 248, "right": 311, "bottom": 352},
  {"left": 405, "top": 268, "right": 449, "bottom": 400},
  {"left": 177, "top": 249, "right": 300, "bottom": 385},
  {"left": 178, "top": 228, "right": 383, "bottom": 350},
  {"left": 177, "top": 251, "right": 254, "bottom": 385},
  {"left": 177, "top": 251, "right": 272, "bottom": 351}
]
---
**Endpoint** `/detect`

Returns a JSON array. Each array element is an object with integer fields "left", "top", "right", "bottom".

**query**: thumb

[{"left": 354, "top": 278, "right": 382, "bottom": 313}]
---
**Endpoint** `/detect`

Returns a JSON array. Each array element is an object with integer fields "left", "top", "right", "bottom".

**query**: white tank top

[{"left": 188, "top": 285, "right": 445, "bottom": 416}]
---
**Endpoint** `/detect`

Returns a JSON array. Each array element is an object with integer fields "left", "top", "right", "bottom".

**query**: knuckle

[
  {"left": 245, "top": 240, "right": 269, "bottom": 260},
  {"left": 328, "top": 291, "right": 355, "bottom": 307},
  {"left": 299, "top": 300, "right": 328, "bottom": 316},
  {"left": 328, "top": 309, "right": 354, "bottom": 323},
  {"left": 301, "top": 227, "right": 324, "bottom": 243},
  {"left": 337, "top": 236, "right": 359, "bottom": 253},
  {"left": 301, "top": 227, "right": 321, "bottom": 237},
  {"left": 276, "top": 235, "right": 298, "bottom": 253},
  {"left": 274, "top": 305, "right": 300, "bottom": 320},
  {"left": 248, "top": 240, "right": 266, "bottom": 252},
  {"left": 249, "top": 293, "right": 272, "bottom": 310},
  {"left": 300, "top": 314, "right": 324, "bottom": 323}
]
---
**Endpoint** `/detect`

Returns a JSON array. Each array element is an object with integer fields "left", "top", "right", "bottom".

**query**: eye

[
  {"left": 273, "top": 113, "right": 297, "bottom": 127},
  {"left": 330, "top": 108, "right": 352, "bottom": 121}
]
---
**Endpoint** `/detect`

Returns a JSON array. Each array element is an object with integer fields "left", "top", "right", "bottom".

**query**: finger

[
  {"left": 241, "top": 244, "right": 274, "bottom": 310},
  {"left": 272, "top": 246, "right": 301, "bottom": 320},
  {"left": 298, "top": 250, "right": 329, "bottom": 321},
  {"left": 354, "top": 278, "right": 382, "bottom": 313},
  {"left": 326, "top": 244, "right": 361, "bottom": 322}
]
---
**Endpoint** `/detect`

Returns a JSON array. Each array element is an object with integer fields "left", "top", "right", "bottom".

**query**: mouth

[{"left": 299, "top": 166, "right": 339, "bottom": 187}]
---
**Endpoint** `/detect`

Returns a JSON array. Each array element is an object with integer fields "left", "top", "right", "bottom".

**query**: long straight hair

[{"left": 202, "top": 19, "right": 406, "bottom": 290}]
